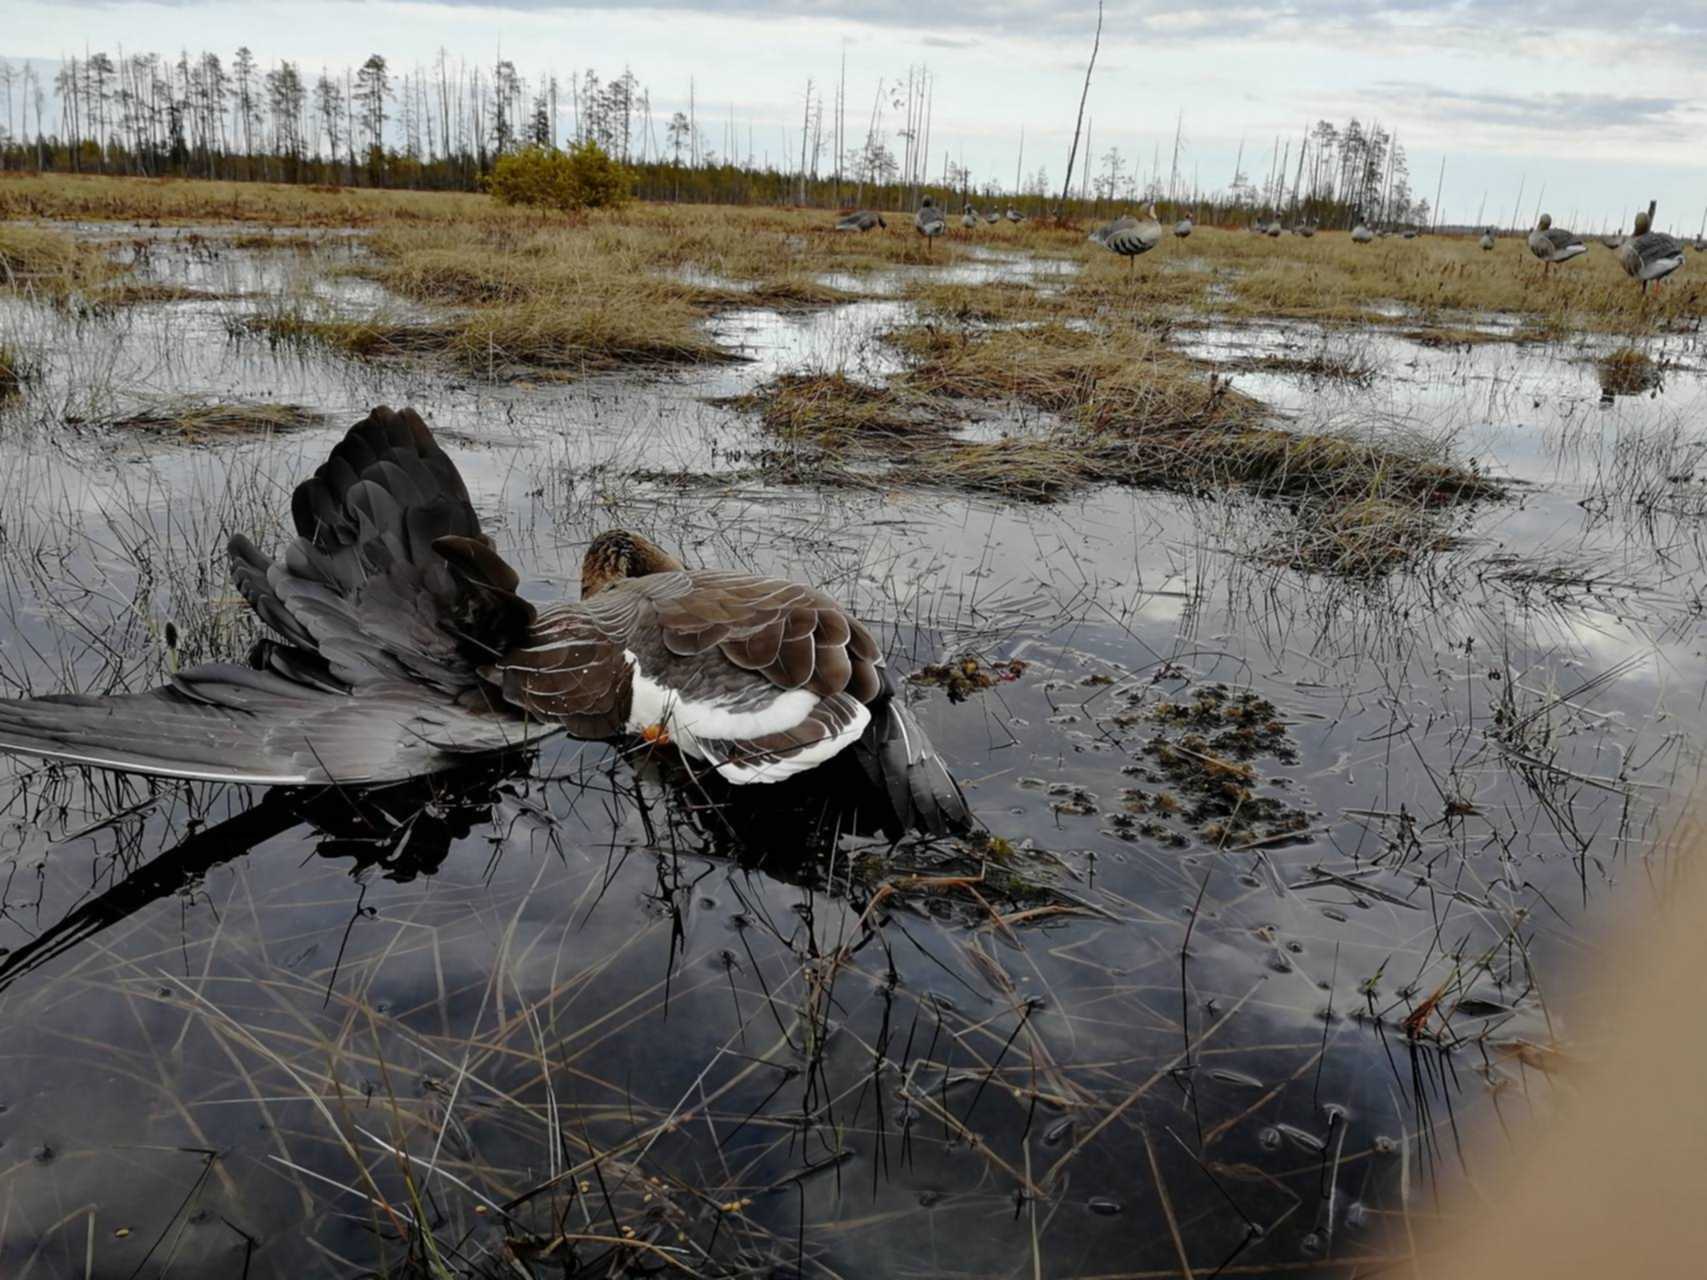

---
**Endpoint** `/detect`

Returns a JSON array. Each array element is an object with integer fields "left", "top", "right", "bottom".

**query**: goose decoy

[
  {"left": 1350, "top": 216, "right": 1374, "bottom": 244},
  {"left": 1480, "top": 227, "right": 1496, "bottom": 251},
  {"left": 1088, "top": 213, "right": 1136, "bottom": 247},
  {"left": 1295, "top": 221, "right": 1315, "bottom": 238},
  {"left": 962, "top": 203, "right": 979, "bottom": 229},
  {"left": 1005, "top": 206, "right": 1023, "bottom": 223},
  {"left": 1599, "top": 233, "right": 1625, "bottom": 250},
  {"left": 1174, "top": 216, "right": 1193, "bottom": 239},
  {"left": 0, "top": 408, "right": 973, "bottom": 835},
  {"left": 835, "top": 210, "right": 886, "bottom": 233},
  {"left": 1401, "top": 228, "right": 1419, "bottom": 240},
  {"left": 1617, "top": 210, "right": 1685, "bottom": 293},
  {"left": 1101, "top": 203, "right": 1163, "bottom": 270},
  {"left": 915, "top": 196, "right": 947, "bottom": 252},
  {"left": 984, "top": 208, "right": 1000, "bottom": 224},
  {"left": 1695, "top": 237, "right": 1706, "bottom": 253},
  {"left": 1265, "top": 219, "right": 1282, "bottom": 238},
  {"left": 1528, "top": 214, "right": 1587, "bottom": 274}
]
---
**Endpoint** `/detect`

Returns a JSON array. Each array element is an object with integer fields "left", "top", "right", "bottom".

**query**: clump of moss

[{"left": 908, "top": 654, "right": 1028, "bottom": 703}]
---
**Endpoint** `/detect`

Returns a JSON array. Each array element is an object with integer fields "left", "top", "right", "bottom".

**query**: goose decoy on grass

[
  {"left": 835, "top": 209, "right": 886, "bottom": 233},
  {"left": 1480, "top": 227, "right": 1496, "bottom": 251},
  {"left": 1005, "top": 206, "right": 1023, "bottom": 223},
  {"left": 1350, "top": 216, "right": 1374, "bottom": 244},
  {"left": 1599, "top": 233, "right": 1625, "bottom": 250},
  {"left": 0, "top": 408, "right": 973, "bottom": 836},
  {"left": 915, "top": 196, "right": 947, "bottom": 252},
  {"left": 984, "top": 208, "right": 1000, "bottom": 224},
  {"left": 962, "top": 203, "right": 979, "bottom": 229},
  {"left": 1265, "top": 219, "right": 1282, "bottom": 238},
  {"left": 1088, "top": 213, "right": 1136, "bottom": 246},
  {"left": 1174, "top": 215, "right": 1193, "bottom": 239},
  {"left": 1401, "top": 228, "right": 1419, "bottom": 240},
  {"left": 1528, "top": 214, "right": 1587, "bottom": 274},
  {"left": 1295, "top": 221, "right": 1315, "bottom": 238},
  {"left": 1101, "top": 203, "right": 1163, "bottom": 269},
  {"left": 1617, "top": 210, "right": 1685, "bottom": 293}
]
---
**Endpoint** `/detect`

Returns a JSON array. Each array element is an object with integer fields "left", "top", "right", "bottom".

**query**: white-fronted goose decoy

[
  {"left": 1102, "top": 203, "right": 1163, "bottom": 269},
  {"left": 984, "top": 208, "right": 1000, "bottom": 225},
  {"left": 1005, "top": 206, "right": 1023, "bottom": 223},
  {"left": 1295, "top": 221, "right": 1315, "bottom": 238},
  {"left": 1528, "top": 214, "right": 1587, "bottom": 274},
  {"left": 835, "top": 209, "right": 886, "bottom": 233},
  {"left": 915, "top": 196, "right": 947, "bottom": 252},
  {"left": 1599, "top": 233, "right": 1624, "bottom": 250},
  {"left": 0, "top": 408, "right": 972, "bottom": 835},
  {"left": 1617, "top": 211, "right": 1685, "bottom": 293},
  {"left": 1265, "top": 219, "right": 1282, "bottom": 238},
  {"left": 1088, "top": 214, "right": 1136, "bottom": 247},
  {"left": 1174, "top": 216, "right": 1193, "bottom": 239},
  {"left": 1350, "top": 216, "right": 1374, "bottom": 244},
  {"left": 1480, "top": 228, "right": 1496, "bottom": 251},
  {"left": 962, "top": 203, "right": 979, "bottom": 229}
]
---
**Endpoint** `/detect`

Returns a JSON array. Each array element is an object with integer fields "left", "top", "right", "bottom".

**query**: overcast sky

[{"left": 6, "top": 1, "right": 1705, "bottom": 231}]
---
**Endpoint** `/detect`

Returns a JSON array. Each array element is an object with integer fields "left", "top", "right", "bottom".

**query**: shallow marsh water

[{"left": 0, "top": 226, "right": 1703, "bottom": 1277}]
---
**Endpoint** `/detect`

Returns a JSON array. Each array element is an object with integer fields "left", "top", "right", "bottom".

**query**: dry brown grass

[
  {"left": 0, "top": 224, "right": 118, "bottom": 295},
  {"left": 74, "top": 397, "right": 325, "bottom": 440},
  {"left": 5, "top": 174, "right": 1701, "bottom": 333},
  {"left": 1597, "top": 347, "right": 1662, "bottom": 396},
  {"left": 0, "top": 342, "right": 33, "bottom": 396}
]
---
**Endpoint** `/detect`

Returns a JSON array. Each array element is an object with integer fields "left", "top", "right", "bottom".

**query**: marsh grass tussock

[
  {"left": 0, "top": 224, "right": 118, "bottom": 296},
  {"left": 76, "top": 397, "right": 325, "bottom": 442}
]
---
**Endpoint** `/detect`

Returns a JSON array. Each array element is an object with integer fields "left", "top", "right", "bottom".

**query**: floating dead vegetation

[
  {"left": 907, "top": 654, "right": 1029, "bottom": 702},
  {"left": 1105, "top": 683, "right": 1314, "bottom": 851},
  {"left": 238, "top": 303, "right": 736, "bottom": 376},
  {"left": 72, "top": 397, "right": 325, "bottom": 441},
  {"left": 1215, "top": 346, "right": 1379, "bottom": 385},
  {"left": 1596, "top": 347, "right": 1663, "bottom": 397}
]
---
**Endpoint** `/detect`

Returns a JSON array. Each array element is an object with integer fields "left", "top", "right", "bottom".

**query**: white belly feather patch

[{"left": 624, "top": 650, "right": 870, "bottom": 784}]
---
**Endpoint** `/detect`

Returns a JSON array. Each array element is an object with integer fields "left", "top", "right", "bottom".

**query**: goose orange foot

[{"left": 641, "top": 723, "right": 672, "bottom": 747}]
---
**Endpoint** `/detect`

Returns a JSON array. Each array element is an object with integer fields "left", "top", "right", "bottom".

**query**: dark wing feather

[{"left": 232, "top": 406, "right": 534, "bottom": 695}]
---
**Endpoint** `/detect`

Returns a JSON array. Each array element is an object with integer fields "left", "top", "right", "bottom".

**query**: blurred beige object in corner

[{"left": 1428, "top": 818, "right": 1707, "bottom": 1277}]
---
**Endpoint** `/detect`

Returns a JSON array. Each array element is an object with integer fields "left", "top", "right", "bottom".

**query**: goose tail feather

[{"left": 854, "top": 689, "right": 974, "bottom": 838}]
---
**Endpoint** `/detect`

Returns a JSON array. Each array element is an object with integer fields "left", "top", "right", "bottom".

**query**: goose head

[
  {"left": 582, "top": 530, "right": 685, "bottom": 598},
  {"left": 1633, "top": 211, "right": 1652, "bottom": 235},
  {"left": 1537, "top": 213, "right": 1553, "bottom": 230}
]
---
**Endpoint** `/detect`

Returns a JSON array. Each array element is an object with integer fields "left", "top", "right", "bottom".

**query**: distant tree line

[{"left": 0, "top": 49, "right": 1435, "bottom": 228}]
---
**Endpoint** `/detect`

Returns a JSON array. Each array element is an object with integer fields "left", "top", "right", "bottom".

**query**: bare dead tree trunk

[{"left": 1059, "top": 0, "right": 1103, "bottom": 213}]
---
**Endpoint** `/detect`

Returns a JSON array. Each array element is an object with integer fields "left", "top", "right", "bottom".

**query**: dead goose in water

[{"left": 0, "top": 408, "right": 974, "bottom": 835}]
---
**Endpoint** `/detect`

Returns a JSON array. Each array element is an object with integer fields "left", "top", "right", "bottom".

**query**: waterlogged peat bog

[{"left": 1, "top": 195, "right": 1704, "bottom": 1278}]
